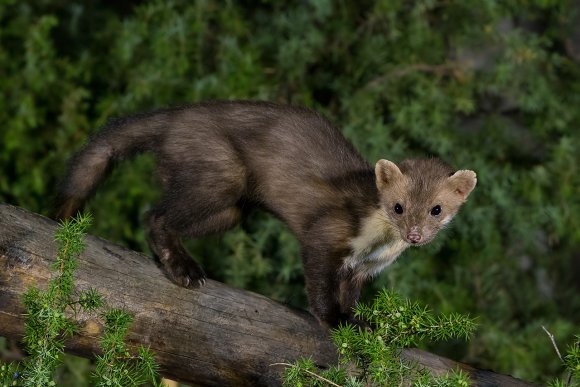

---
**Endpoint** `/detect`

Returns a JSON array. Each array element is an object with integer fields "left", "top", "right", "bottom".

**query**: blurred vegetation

[{"left": 1, "top": 0, "right": 579, "bottom": 384}]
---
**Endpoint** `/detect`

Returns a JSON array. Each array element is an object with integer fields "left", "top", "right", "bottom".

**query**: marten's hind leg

[
  {"left": 147, "top": 206, "right": 241, "bottom": 288},
  {"left": 149, "top": 141, "right": 247, "bottom": 288}
]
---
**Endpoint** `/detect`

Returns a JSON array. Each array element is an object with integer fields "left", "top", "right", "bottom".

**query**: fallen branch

[{"left": 0, "top": 204, "right": 536, "bottom": 386}]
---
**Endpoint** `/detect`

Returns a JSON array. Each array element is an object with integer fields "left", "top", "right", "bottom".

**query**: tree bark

[{"left": 0, "top": 204, "right": 536, "bottom": 386}]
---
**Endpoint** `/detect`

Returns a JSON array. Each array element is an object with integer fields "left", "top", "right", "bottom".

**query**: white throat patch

[{"left": 342, "top": 209, "right": 409, "bottom": 282}]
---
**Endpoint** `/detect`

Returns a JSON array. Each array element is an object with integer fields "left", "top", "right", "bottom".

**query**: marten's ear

[
  {"left": 375, "top": 159, "right": 403, "bottom": 190},
  {"left": 447, "top": 170, "right": 477, "bottom": 200}
]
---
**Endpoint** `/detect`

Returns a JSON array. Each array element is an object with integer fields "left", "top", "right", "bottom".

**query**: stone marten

[{"left": 54, "top": 101, "right": 477, "bottom": 327}]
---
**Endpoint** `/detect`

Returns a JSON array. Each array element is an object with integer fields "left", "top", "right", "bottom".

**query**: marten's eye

[
  {"left": 394, "top": 203, "right": 404, "bottom": 214},
  {"left": 430, "top": 205, "right": 441, "bottom": 216}
]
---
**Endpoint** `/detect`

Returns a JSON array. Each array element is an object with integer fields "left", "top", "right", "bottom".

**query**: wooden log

[{"left": 0, "top": 204, "right": 536, "bottom": 386}]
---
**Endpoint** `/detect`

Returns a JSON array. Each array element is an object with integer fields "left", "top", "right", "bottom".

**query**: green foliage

[
  {"left": 415, "top": 370, "right": 471, "bottom": 387},
  {"left": 1, "top": 0, "right": 579, "bottom": 383},
  {"left": 352, "top": 290, "right": 476, "bottom": 348},
  {"left": 282, "top": 290, "right": 475, "bottom": 386},
  {"left": 0, "top": 214, "right": 162, "bottom": 386},
  {"left": 281, "top": 358, "right": 348, "bottom": 387},
  {"left": 0, "top": 362, "right": 20, "bottom": 387},
  {"left": 564, "top": 336, "right": 580, "bottom": 380},
  {"left": 20, "top": 213, "right": 94, "bottom": 386},
  {"left": 94, "top": 309, "right": 161, "bottom": 387},
  {"left": 548, "top": 335, "right": 580, "bottom": 387}
]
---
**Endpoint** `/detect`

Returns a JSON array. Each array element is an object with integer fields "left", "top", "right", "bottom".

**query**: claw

[{"left": 199, "top": 278, "right": 206, "bottom": 287}]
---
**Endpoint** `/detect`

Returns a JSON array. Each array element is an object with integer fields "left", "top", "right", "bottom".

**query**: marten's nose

[{"left": 407, "top": 227, "right": 422, "bottom": 244}]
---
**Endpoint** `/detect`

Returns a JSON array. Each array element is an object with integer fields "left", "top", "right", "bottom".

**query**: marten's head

[{"left": 375, "top": 158, "right": 476, "bottom": 246}]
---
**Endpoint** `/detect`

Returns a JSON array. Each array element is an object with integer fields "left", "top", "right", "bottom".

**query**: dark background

[{"left": 1, "top": 0, "right": 579, "bottom": 384}]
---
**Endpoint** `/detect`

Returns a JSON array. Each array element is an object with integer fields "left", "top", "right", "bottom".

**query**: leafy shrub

[
  {"left": 0, "top": 214, "right": 162, "bottom": 386},
  {"left": 282, "top": 290, "right": 475, "bottom": 386}
]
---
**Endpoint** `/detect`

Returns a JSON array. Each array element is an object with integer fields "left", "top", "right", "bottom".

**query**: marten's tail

[{"left": 53, "top": 114, "right": 162, "bottom": 220}]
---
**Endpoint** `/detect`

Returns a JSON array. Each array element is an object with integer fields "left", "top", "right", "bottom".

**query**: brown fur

[{"left": 54, "top": 101, "right": 476, "bottom": 327}]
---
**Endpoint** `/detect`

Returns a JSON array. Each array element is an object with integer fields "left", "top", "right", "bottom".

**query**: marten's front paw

[{"left": 164, "top": 259, "right": 207, "bottom": 289}]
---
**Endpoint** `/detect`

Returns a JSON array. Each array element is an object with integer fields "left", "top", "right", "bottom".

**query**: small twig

[
  {"left": 542, "top": 326, "right": 573, "bottom": 386},
  {"left": 270, "top": 362, "right": 342, "bottom": 387},
  {"left": 542, "top": 325, "right": 564, "bottom": 362}
]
